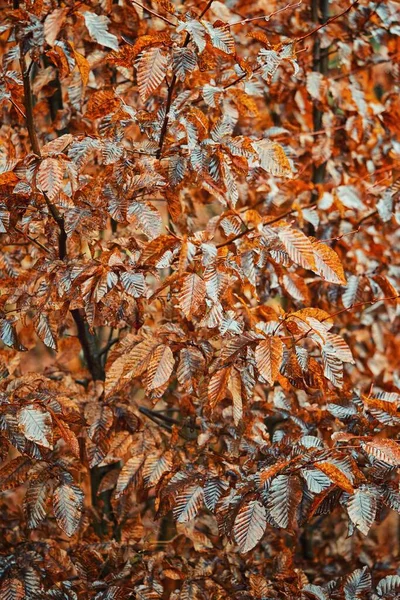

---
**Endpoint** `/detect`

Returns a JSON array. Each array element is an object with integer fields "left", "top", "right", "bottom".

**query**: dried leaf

[
  {"left": 25, "top": 479, "right": 50, "bottom": 528},
  {"left": 278, "top": 227, "right": 316, "bottom": 271},
  {"left": 53, "top": 483, "right": 83, "bottom": 537},
  {"left": 136, "top": 47, "right": 168, "bottom": 101},
  {"left": 146, "top": 344, "right": 174, "bottom": 390},
  {"left": 234, "top": 498, "right": 267, "bottom": 553},
  {"left": 173, "top": 484, "right": 204, "bottom": 523},
  {"left": 37, "top": 158, "right": 63, "bottom": 200},
  {"left": 83, "top": 12, "right": 118, "bottom": 51},
  {"left": 179, "top": 273, "right": 206, "bottom": 320},
  {"left": 0, "top": 457, "right": 32, "bottom": 491},
  {"left": 312, "top": 239, "right": 347, "bottom": 285},
  {"left": 18, "top": 405, "right": 53, "bottom": 449},
  {"left": 344, "top": 566, "right": 372, "bottom": 600},
  {"left": 115, "top": 455, "right": 144, "bottom": 498},
  {"left": 267, "top": 475, "right": 302, "bottom": 529},
  {"left": 255, "top": 337, "right": 283, "bottom": 385},
  {"left": 347, "top": 487, "right": 377, "bottom": 535},
  {"left": 252, "top": 139, "right": 292, "bottom": 178},
  {"left": 315, "top": 462, "right": 354, "bottom": 494},
  {"left": 363, "top": 439, "right": 400, "bottom": 466}
]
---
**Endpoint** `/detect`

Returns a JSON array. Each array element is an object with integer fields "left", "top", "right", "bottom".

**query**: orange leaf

[{"left": 315, "top": 462, "right": 354, "bottom": 494}]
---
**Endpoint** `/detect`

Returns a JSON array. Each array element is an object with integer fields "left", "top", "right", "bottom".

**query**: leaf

[
  {"left": 257, "top": 48, "right": 281, "bottom": 81},
  {"left": 83, "top": 12, "right": 118, "bottom": 51},
  {"left": 37, "top": 158, "right": 63, "bottom": 200},
  {"left": 376, "top": 575, "right": 400, "bottom": 597},
  {"left": 53, "top": 483, "right": 83, "bottom": 537},
  {"left": 302, "top": 584, "right": 329, "bottom": 600},
  {"left": 177, "top": 347, "right": 205, "bottom": 392},
  {"left": 18, "top": 405, "right": 53, "bottom": 449},
  {"left": 44, "top": 8, "right": 69, "bottom": 46},
  {"left": 208, "top": 367, "right": 230, "bottom": 408},
  {"left": 255, "top": 337, "right": 284, "bottom": 385},
  {"left": 228, "top": 369, "right": 243, "bottom": 426},
  {"left": 203, "top": 22, "right": 235, "bottom": 54},
  {"left": 0, "top": 457, "right": 32, "bottom": 490},
  {"left": 115, "top": 455, "right": 144, "bottom": 498},
  {"left": 203, "top": 478, "right": 227, "bottom": 512},
  {"left": 0, "top": 578, "right": 24, "bottom": 600},
  {"left": 71, "top": 45, "right": 90, "bottom": 86},
  {"left": 42, "top": 134, "right": 74, "bottom": 156},
  {"left": 0, "top": 319, "right": 25, "bottom": 350},
  {"left": 34, "top": 313, "right": 57, "bottom": 350},
  {"left": 99, "top": 431, "right": 133, "bottom": 466},
  {"left": 267, "top": 475, "right": 302, "bottom": 529},
  {"left": 173, "top": 484, "right": 204, "bottom": 522},
  {"left": 120, "top": 272, "right": 146, "bottom": 298},
  {"left": 312, "top": 239, "right": 347, "bottom": 285},
  {"left": 252, "top": 139, "right": 292, "bottom": 178},
  {"left": 128, "top": 201, "right": 163, "bottom": 239},
  {"left": 25, "top": 479, "right": 50, "bottom": 528},
  {"left": 177, "top": 20, "right": 206, "bottom": 53},
  {"left": 363, "top": 439, "right": 400, "bottom": 466},
  {"left": 172, "top": 47, "right": 197, "bottom": 81},
  {"left": 315, "top": 462, "right": 354, "bottom": 494},
  {"left": 259, "top": 460, "right": 292, "bottom": 484},
  {"left": 179, "top": 273, "right": 206, "bottom": 320},
  {"left": 342, "top": 275, "right": 362, "bottom": 309},
  {"left": 87, "top": 403, "right": 113, "bottom": 444},
  {"left": 302, "top": 468, "right": 332, "bottom": 494},
  {"left": 146, "top": 344, "right": 174, "bottom": 390},
  {"left": 306, "top": 71, "right": 327, "bottom": 102},
  {"left": 344, "top": 567, "right": 372, "bottom": 600},
  {"left": 136, "top": 47, "right": 168, "bottom": 101},
  {"left": 143, "top": 451, "right": 172, "bottom": 487},
  {"left": 234, "top": 498, "right": 267, "bottom": 553},
  {"left": 321, "top": 347, "right": 344, "bottom": 388},
  {"left": 277, "top": 227, "right": 316, "bottom": 271},
  {"left": 0, "top": 204, "right": 10, "bottom": 233},
  {"left": 324, "top": 332, "right": 354, "bottom": 364},
  {"left": 347, "top": 487, "right": 377, "bottom": 535}
]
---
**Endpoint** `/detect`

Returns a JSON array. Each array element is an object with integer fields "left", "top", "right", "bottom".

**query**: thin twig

[
  {"left": 139, "top": 406, "right": 173, "bottom": 432},
  {"left": 98, "top": 337, "right": 119, "bottom": 358},
  {"left": 296, "top": 0, "right": 359, "bottom": 43},
  {"left": 13, "top": 226, "right": 51, "bottom": 254},
  {"left": 199, "top": 0, "right": 215, "bottom": 17},
  {"left": 356, "top": 209, "right": 378, "bottom": 226},
  {"left": 227, "top": 1, "right": 302, "bottom": 28},
  {"left": 332, "top": 53, "right": 398, "bottom": 81},
  {"left": 319, "top": 227, "right": 360, "bottom": 243},
  {"left": 130, "top": 0, "right": 177, "bottom": 26},
  {"left": 9, "top": 98, "right": 26, "bottom": 119}
]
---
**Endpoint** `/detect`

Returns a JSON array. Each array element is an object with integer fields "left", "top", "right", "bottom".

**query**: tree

[{"left": 0, "top": 0, "right": 399, "bottom": 597}]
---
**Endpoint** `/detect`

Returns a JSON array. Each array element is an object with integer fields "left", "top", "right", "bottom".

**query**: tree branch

[
  {"left": 156, "top": 0, "right": 215, "bottom": 159},
  {"left": 17, "top": 26, "right": 105, "bottom": 385}
]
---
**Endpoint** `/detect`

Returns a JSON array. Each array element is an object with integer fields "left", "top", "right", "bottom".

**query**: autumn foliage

[{"left": 0, "top": 0, "right": 400, "bottom": 597}]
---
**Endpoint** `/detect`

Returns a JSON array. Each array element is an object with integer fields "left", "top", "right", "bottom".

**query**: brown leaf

[
  {"left": 315, "top": 462, "right": 354, "bottom": 494},
  {"left": 36, "top": 158, "right": 63, "bottom": 200},
  {"left": 146, "top": 345, "right": 175, "bottom": 390},
  {"left": 179, "top": 273, "right": 206, "bottom": 320},
  {"left": 255, "top": 337, "right": 284, "bottom": 385},
  {"left": 363, "top": 439, "right": 400, "bottom": 466}
]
